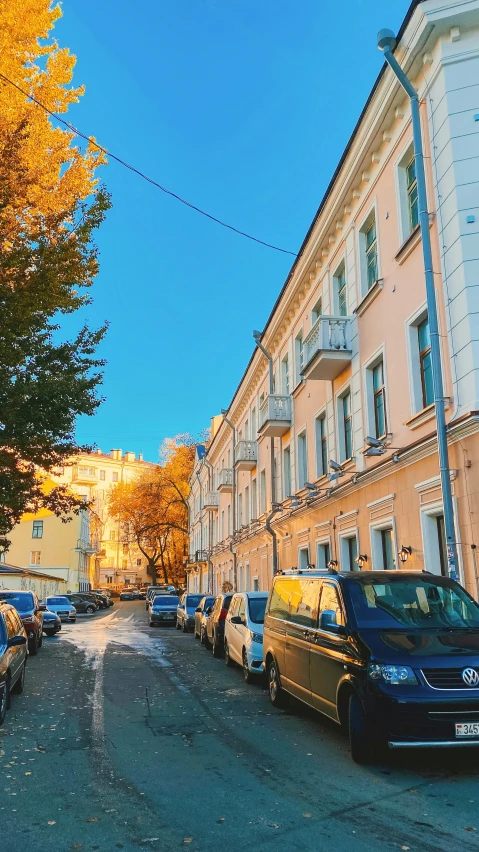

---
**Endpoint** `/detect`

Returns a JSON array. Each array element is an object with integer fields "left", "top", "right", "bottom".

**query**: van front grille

[{"left": 422, "top": 667, "right": 479, "bottom": 689}]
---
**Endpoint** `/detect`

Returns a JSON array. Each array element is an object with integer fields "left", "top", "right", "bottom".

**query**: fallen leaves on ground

[{"left": 85, "top": 817, "right": 99, "bottom": 823}]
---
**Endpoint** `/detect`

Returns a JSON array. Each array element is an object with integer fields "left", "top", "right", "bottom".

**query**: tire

[
  {"left": 28, "top": 633, "right": 38, "bottom": 657},
  {"left": 85, "top": 606, "right": 95, "bottom": 614},
  {"left": 267, "top": 658, "right": 287, "bottom": 707},
  {"left": 182, "top": 620, "right": 188, "bottom": 633},
  {"left": 176, "top": 620, "right": 181, "bottom": 630},
  {"left": 243, "top": 650, "right": 254, "bottom": 684},
  {"left": 149, "top": 621, "right": 154, "bottom": 627},
  {"left": 204, "top": 629, "right": 211, "bottom": 649},
  {"left": 224, "top": 640, "right": 233, "bottom": 667},
  {"left": 45, "top": 630, "right": 56, "bottom": 638},
  {"left": 348, "top": 693, "right": 374, "bottom": 765},
  {"left": 212, "top": 632, "right": 222, "bottom": 658},
  {"left": 12, "top": 662, "right": 26, "bottom": 695},
  {"left": 71, "top": 619, "right": 76, "bottom": 624},
  {"left": 38, "top": 630, "right": 43, "bottom": 648},
  {"left": 0, "top": 677, "right": 9, "bottom": 725}
]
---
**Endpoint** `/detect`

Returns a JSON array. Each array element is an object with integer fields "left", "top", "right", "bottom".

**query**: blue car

[
  {"left": 42, "top": 610, "right": 61, "bottom": 637},
  {"left": 176, "top": 594, "right": 205, "bottom": 633}
]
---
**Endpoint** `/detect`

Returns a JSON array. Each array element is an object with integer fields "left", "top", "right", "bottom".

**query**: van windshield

[
  {"left": 349, "top": 576, "right": 479, "bottom": 630},
  {"left": 0, "top": 592, "right": 34, "bottom": 612},
  {"left": 248, "top": 596, "right": 268, "bottom": 624}
]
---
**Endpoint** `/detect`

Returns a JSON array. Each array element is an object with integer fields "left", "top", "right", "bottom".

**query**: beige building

[
  {"left": 188, "top": 0, "right": 479, "bottom": 600},
  {"left": 5, "top": 449, "right": 156, "bottom": 591}
]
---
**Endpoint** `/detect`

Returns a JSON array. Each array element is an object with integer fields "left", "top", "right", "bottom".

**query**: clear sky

[{"left": 56, "top": 0, "right": 411, "bottom": 462}]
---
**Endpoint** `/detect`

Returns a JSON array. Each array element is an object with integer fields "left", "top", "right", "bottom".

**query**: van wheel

[
  {"left": 267, "top": 658, "right": 287, "bottom": 707},
  {"left": 348, "top": 693, "right": 374, "bottom": 764},
  {"left": 224, "top": 640, "right": 233, "bottom": 667},
  {"left": 243, "top": 650, "right": 254, "bottom": 684},
  {"left": 0, "top": 677, "right": 9, "bottom": 725},
  {"left": 12, "top": 662, "right": 26, "bottom": 695}
]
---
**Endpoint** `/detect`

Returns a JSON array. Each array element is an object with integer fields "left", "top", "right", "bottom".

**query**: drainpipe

[
  {"left": 203, "top": 458, "right": 215, "bottom": 595},
  {"left": 195, "top": 470, "right": 204, "bottom": 593},
  {"left": 253, "top": 331, "right": 279, "bottom": 575},
  {"left": 377, "top": 30, "right": 458, "bottom": 581},
  {"left": 221, "top": 411, "right": 237, "bottom": 590}
]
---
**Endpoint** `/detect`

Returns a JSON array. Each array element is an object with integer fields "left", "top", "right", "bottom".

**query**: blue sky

[{"left": 56, "top": 0, "right": 410, "bottom": 462}]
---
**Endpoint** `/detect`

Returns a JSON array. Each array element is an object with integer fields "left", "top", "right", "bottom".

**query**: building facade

[{"left": 187, "top": 0, "right": 479, "bottom": 600}]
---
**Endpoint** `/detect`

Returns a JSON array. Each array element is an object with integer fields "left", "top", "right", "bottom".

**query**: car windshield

[
  {"left": 248, "top": 596, "right": 268, "bottom": 624},
  {"left": 0, "top": 592, "right": 34, "bottom": 612},
  {"left": 186, "top": 595, "right": 203, "bottom": 607},
  {"left": 46, "top": 597, "right": 70, "bottom": 605},
  {"left": 349, "top": 576, "right": 479, "bottom": 630},
  {"left": 204, "top": 597, "right": 215, "bottom": 609},
  {"left": 153, "top": 596, "right": 179, "bottom": 607}
]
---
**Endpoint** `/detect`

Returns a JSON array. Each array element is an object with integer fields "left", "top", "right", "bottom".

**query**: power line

[{"left": 0, "top": 71, "right": 298, "bottom": 257}]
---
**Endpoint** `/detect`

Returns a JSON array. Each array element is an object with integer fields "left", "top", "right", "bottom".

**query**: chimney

[
  {"left": 124, "top": 451, "right": 135, "bottom": 462},
  {"left": 110, "top": 449, "right": 122, "bottom": 460},
  {"left": 96, "top": 448, "right": 102, "bottom": 455}
]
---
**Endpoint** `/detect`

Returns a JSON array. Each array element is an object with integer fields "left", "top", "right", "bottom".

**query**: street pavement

[{"left": 1, "top": 601, "right": 479, "bottom": 852}]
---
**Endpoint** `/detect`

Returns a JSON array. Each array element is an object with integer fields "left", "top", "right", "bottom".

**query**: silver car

[{"left": 44, "top": 596, "right": 76, "bottom": 622}]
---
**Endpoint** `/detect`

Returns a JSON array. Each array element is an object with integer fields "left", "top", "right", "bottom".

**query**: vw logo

[{"left": 462, "top": 667, "right": 479, "bottom": 687}]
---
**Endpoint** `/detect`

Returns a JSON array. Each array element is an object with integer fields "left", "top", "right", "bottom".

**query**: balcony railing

[
  {"left": 76, "top": 537, "right": 100, "bottom": 554},
  {"left": 258, "top": 394, "right": 292, "bottom": 437},
  {"left": 302, "top": 316, "right": 352, "bottom": 381},
  {"left": 72, "top": 466, "right": 98, "bottom": 485},
  {"left": 235, "top": 440, "right": 258, "bottom": 470},
  {"left": 217, "top": 468, "right": 233, "bottom": 492},
  {"left": 204, "top": 491, "right": 220, "bottom": 511},
  {"left": 188, "top": 550, "right": 208, "bottom": 564}
]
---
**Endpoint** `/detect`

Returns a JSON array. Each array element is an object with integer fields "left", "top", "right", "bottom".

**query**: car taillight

[{"left": 219, "top": 608, "right": 228, "bottom": 621}]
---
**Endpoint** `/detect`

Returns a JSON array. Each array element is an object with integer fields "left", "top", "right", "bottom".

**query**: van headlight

[
  {"left": 251, "top": 632, "right": 263, "bottom": 644},
  {"left": 368, "top": 663, "right": 417, "bottom": 685}
]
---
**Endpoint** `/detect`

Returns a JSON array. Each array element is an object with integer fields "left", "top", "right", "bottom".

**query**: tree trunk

[{"left": 147, "top": 561, "right": 157, "bottom": 584}]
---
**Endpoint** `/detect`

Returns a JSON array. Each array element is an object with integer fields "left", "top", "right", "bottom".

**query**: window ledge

[
  {"left": 395, "top": 224, "right": 421, "bottom": 264},
  {"left": 354, "top": 279, "right": 384, "bottom": 317}
]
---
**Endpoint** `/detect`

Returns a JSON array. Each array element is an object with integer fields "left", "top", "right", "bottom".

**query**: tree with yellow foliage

[{"left": 0, "top": 1, "right": 110, "bottom": 551}]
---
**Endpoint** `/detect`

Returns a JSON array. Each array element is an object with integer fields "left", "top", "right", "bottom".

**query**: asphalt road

[{"left": 2, "top": 601, "right": 479, "bottom": 852}]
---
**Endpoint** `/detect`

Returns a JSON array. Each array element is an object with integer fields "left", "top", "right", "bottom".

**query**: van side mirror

[
  {"left": 195, "top": 607, "right": 202, "bottom": 613},
  {"left": 230, "top": 615, "right": 244, "bottom": 625},
  {"left": 319, "top": 609, "right": 346, "bottom": 636},
  {"left": 8, "top": 635, "right": 27, "bottom": 648},
  {"left": 38, "top": 603, "right": 47, "bottom": 612},
  {"left": 206, "top": 607, "right": 213, "bottom": 615}
]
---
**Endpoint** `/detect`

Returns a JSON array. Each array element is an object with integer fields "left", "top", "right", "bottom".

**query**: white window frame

[
  {"left": 332, "top": 258, "right": 347, "bottom": 316},
  {"left": 298, "top": 546, "right": 310, "bottom": 571},
  {"left": 311, "top": 296, "right": 323, "bottom": 325},
  {"left": 282, "top": 444, "right": 292, "bottom": 499},
  {"left": 336, "top": 383, "right": 353, "bottom": 463},
  {"left": 251, "top": 478, "right": 257, "bottom": 520},
  {"left": 294, "top": 330, "right": 304, "bottom": 387},
  {"left": 420, "top": 500, "right": 463, "bottom": 583},
  {"left": 338, "top": 530, "right": 359, "bottom": 573},
  {"left": 297, "top": 429, "right": 308, "bottom": 490},
  {"left": 363, "top": 345, "right": 390, "bottom": 441},
  {"left": 259, "top": 469, "right": 267, "bottom": 515},
  {"left": 395, "top": 140, "right": 418, "bottom": 245},
  {"left": 315, "top": 536, "right": 332, "bottom": 571},
  {"left": 369, "top": 516, "right": 398, "bottom": 571},
  {"left": 358, "top": 201, "right": 380, "bottom": 298},
  {"left": 314, "top": 405, "right": 328, "bottom": 479},
  {"left": 281, "top": 353, "right": 290, "bottom": 396}
]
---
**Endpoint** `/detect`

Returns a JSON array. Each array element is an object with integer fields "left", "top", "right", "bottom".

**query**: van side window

[
  {"left": 319, "top": 584, "right": 344, "bottom": 627},
  {"left": 237, "top": 598, "right": 246, "bottom": 620},
  {"left": 289, "top": 579, "right": 320, "bottom": 628},
  {"left": 229, "top": 597, "right": 240, "bottom": 618},
  {"left": 5, "top": 610, "right": 18, "bottom": 638},
  {"left": 268, "top": 580, "right": 291, "bottom": 620}
]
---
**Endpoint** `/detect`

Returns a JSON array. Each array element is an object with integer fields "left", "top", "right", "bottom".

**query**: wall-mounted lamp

[
  {"left": 327, "top": 559, "right": 339, "bottom": 572},
  {"left": 398, "top": 545, "right": 412, "bottom": 564},
  {"left": 355, "top": 554, "right": 368, "bottom": 569}
]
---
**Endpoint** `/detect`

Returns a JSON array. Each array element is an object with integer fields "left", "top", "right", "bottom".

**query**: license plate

[{"left": 456, "top": 723, "right": 479, "bottom": 737}]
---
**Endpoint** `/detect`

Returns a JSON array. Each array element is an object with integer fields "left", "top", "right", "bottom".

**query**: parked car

[
  {"left": 149, "top": 595, "right": 180, "bottom": 627},
  {"left": 263, "top": 569, "right": 479, "bottom": 764},
  {"left": 0, "top": 590, "right": 43, "bottom": 656},
  {"left": 137, "top": 590, "right": 147, "bottom": 600},
  {"left": 65, "top": 594, "right": 98, "bottom": 614},
  {"left": 120, "top": 590, "right": 136, "bottom": 601},
  {"left": 44, "top": 596, "right": 76, "bottom": 622},
  {"left": 176, "top": 594, "right": 204, "bottom": 633},
  {"left": 145, "top": 586, "right": 172, "bottom": 609},
  {"left": 42, "top": 610, "right": 62, "bottom": 637},
  {"left": 87, "top": 591, "right": 109, "bottom": 609},
  {"left": 205, "top": 594, "right": 233, "bottom": 657},
  {"left": 92, "top": 590, "right": 114, "bottom": 607},
  {"left": 194, "top": 596, "right": 216, "bottom": 642},
  {"left": 0, "top": 602, "right": 28, "bottom": 726},
  {"left": 224, "top": 592, "right": 268, "bottom": 682}
]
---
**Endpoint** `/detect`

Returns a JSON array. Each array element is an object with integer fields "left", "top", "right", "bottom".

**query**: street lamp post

[{"left": 377, "top": 29, "right": 458, "bottom": 581}]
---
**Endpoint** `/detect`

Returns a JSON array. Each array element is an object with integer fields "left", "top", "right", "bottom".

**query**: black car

[
  {"left": 42, "top": 610, "right": 61, "bottom": 637},
  {"left": 65, "top": 594, "right": 98, "bottom": 614},
  {"left": 264, "top": 569, "right": 479, "bottom": 764},
  {"left": 120, "top": 590, "right": 136, "bottom": 601},
  {"left": 0, "top": 603, "right": 28, "bottom": 726},
  {"left": 206, "top": 594, "right": 233, "bottom": 657},
  {"left": 89, "top": 592, "right": 109, "bottom": 609},
  {"left": 149, "top": 595, "right": 180, "bottom": 627}
]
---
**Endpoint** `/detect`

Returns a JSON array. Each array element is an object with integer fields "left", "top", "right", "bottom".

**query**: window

[
  {"left": 238, "top": 493, "right": 243, "bottom": 527},
  {"left": 244, "top": 486, "right": 250, "bottom": 525},
  {"left": 259, "top": 470, "right": 266, "bottom": 515},
  {"left": 297, "top": 432, "right": 308, "bottom": 490},
  {"left": 251, "top": 407, "right": 256, "bottom": 438},
  {"left": 112, "top": 471, "right": 119, "bottom": 482},
  {"left": 436, "top": 515, "right": 447, "bottom": 577},
  {"left": 136, "top": 558, "right": 142, "bottom": 567},
  {"left": 122, "top": 559, "right": 127, "bottom": 569},
  {"left": 106, "top": 575, "right": 113, "bottom": 584},
  {"left": 340, "top": 535, "right": 358, "bottom": 572},
  {"left": 319, "top": 584, "right": 344, "bottom": 627},
  {"left": 281, "top": 355, "right": 290, "bottom": 395},
  {"left": 30, "top": 551, "right": 41, "bottom": 566},
  {"left": 32, "top": 520, "right": 43, "bottom": 539},
  {"left": 335, "top": 266, "right": 347, "bottom": 316},
  {"left": 312, "top": 298, "right": 322, "bottom": 324},
  {"left": 0, "top": 552, "right": 5, "bottom": 563},
  {"left": 122, "top": 543, "right": 128, "bottom": 554},
  {"left": 79, "top": 466, "right": 96, "bottom": 477},
  {"left": 372, "top": 361, "right": 387, "bottom": 438},
  {"left": 269, "top": 579, "right": 291, "bottom": 620},
  {"left": 365, "top": 221, "right": 378, "bottom": 289},
  {"left": 418, "top": 317, "right": 433, "bottom": 408},
  {"left": 298, "top": 546, "right": 310, "bottom": 571},
  {"left": 221, "top": 510, "right": 225, "bottom": 540},
  {"left": 110, "top": 529, "right": 116, "bottom": 541},
  {"left": 99, "top": 470, "right": 106, "bottom": 481},
  {"left": 381, "top": 528, "right": 396, "bottom": 570},
  {"left": 251, "top": 479, "right": 257, "bottom": 519},
  {"left": 289, "top": 578, "right": 318, "bottom": 627},
  {"left": 244, "top": 419, "right": 249, "bottom": 440},
  {"left": 406, "top": 156, "right": 419, "bottom": 231},
  {"left": 294, "top": 332, "right": 304, "bottom": 385},
  {"left": 339, "top": 392, "right": 353, "bottom": 461},
  {"left": 283, "top": 447, "right": 291, "bottom": 499},
  {"left": 315, "top": 414, "right": 328, "bottom": 478},
  {"left": 227, "top": 504, "right": 231, "bottom": 535},
  {"left": 316, "top": 541, "right": 331, "bottom": 571}
]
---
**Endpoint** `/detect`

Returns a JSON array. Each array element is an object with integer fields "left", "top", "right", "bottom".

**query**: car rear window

[
  {"left": 46, "top": 597, "right": 70, "bottom": 605},
  {"left": 186, "top": 595, "right": 203, "bottom": 606},
  {"left": 153, "top": 596, "right": 179, "bottom": 606},
  {"left": 0, "top": 592, "right": 34, "bottom": 612},
  {"left": 248, "top": 596, "right": 268, "bottom": 624}
]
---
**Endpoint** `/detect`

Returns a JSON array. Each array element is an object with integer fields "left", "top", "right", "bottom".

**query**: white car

[
  {"left": 44, "top": 596, "right": 76, "bottom": 623},
  {"left": 224, "top": 592, "right": 268, "bottom": 682}
]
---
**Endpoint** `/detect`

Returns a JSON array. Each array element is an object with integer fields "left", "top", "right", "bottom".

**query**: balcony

[
  {"left": 204, "top": 491, "right": 219, "bottom": 511},
  {"left": 217, "top": 468, "right": 233, "bottom": 492},
  {"left": 302, "top": 316, "right": 352, "bottom": 381},
  {"left": 258, "top": 394, "right": 292, "bottom": 437},
  {"left": 76, "top": 537, "right": 100, "bottom": 554},
  {"left": 188, "top": 550, "right": 208, "bottom": 565},
  {"left": 72, "top": 465, "right": 98, "bottom": 485},
  {"left": 235, "top": 440, "right": 258, "bottom": 471}
]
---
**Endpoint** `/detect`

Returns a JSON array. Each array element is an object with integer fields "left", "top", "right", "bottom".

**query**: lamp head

[
  {"left": 221, "top": 408, "right": 228, "bottom": 416},
  {"left": 366, "top": 435, "right": 384, "bottom": 448},
  {"left": 364, "top": 446, "right": 386, "bottom": 457},
  {"left": 377, "top": 28, "right": 396, "bottom": 52},
  {"left": 329, "top": 459, "right": 342, "bottom": 472}
]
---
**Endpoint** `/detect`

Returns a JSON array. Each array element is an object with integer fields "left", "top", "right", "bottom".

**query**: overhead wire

[{"left": 0, "top": 71, "right": 298, "bottom": 257}]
